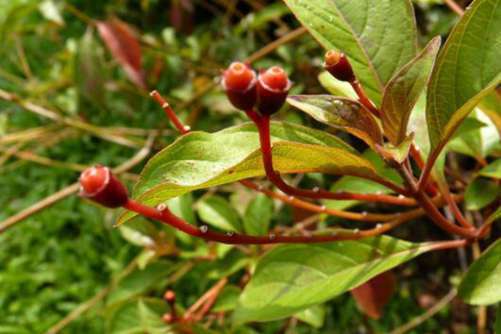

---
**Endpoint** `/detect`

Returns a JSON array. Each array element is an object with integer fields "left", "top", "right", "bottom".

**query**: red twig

[
  {"left": 150, "top": 90, "right": 189, "bottom": 134},
  {"left": 350, "top": 80, "right": 380, "bottom": 117},
  {"left": 249, "top": 110, "right": 412, "bottom": 203},
  {"left": 124, "top": 199, "right": 405, "bottom": 244}
]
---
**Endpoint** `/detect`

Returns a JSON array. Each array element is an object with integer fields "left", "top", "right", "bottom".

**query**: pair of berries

[
  {"left": 222, "top": 50, "right": 353, "bottom": 114},
  {"left": 222, "top": 62, "right": 291, "bottom": 115}
]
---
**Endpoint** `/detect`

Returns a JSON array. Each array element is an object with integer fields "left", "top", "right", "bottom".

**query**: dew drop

[
  {"left": 361, "top": 211, "right": 368, "bottom": 216},
  {"left": 376, "top": 224, "right": 383, "bottom": 229},
  {"left": 257, "top": 184, "right": 264, "bottom": 191},
  {"left": 226, "top": 231, "right": 234, "bottom": 237},
  {"left": 398, "top": 194, "right": 405, "bottom": 199},
  {"left": 288, "top": 195, "right": 295, "bottom": 201},
  {"left": 320, "top": 205, "right": 327, "bottom": 211},
  {"left": 312, "top": 186, "right": 320, "bottom": 192},
  {"left": 200, "top": 225, "right": 208, "bottom": 233},
  {"left": 353, "top": 228, "right": 360, "bottom": 234},
  {"left": 269, "top": 233, "right": 276, "bottom": 240},
  {"left": 184, "top": 125, "right": 191, "bottom": 131},
  {"left": 156, "top": 203, "right": 167, "bottom": 211}
]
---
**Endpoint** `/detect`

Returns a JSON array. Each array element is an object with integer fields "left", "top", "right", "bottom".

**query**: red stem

[
  {"left": 150, "top": 90, "right": 189, "bottom": 134},
  {"left": 399, "top": 164, "right": 476, "bottom": 238},
  {"left": 250, "top": 110, "right": 413, "bottom": 204},
  {"left": 123, "top": 199, "right": 405, "bottom": 244},
  {"left": 350, "top": 80, "right": 380, "bottom": 117}
]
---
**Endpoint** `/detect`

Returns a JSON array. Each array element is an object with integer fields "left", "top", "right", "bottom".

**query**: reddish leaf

[
  {"left": 96, "top": 18, "right": 146, "bottom": 89},
  {"left": 350, "top": 270, "right": 396, "bottom": 319}
]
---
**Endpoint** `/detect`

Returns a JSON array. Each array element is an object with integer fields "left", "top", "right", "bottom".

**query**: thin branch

[
  {"left": 0, "top": 135, "right": 155, "bottom": 234},
  {"left": 0, "top": 88, "right": 143, "bottom": 148},
  {"left": 250, "top": 111, "right": 412, "bottom": 203},
  {"left": 444, "top": 0, "right": 465, "bottom": 16},
  {"left": 390, "top": 289, "right": 457, "bottom": 334}
]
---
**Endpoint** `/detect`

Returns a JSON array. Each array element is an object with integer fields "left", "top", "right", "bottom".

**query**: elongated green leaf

[
  {"left": 118, "top": 122, "right": 381, "bottom": 226},
  {"left": 234, "top": 236, "right": 435, "bottom": 323},
  {"left": 478, "top": 90, "right": 501, "bottom": 134},
  {"left": 197, "top": 196, "right": 242, "bottom": 232},
  {"left": 479, "top": 159, "right": 501, "bottom": 179},
  {"left": 465, "top": 178, "right": 500, "bottom": 210},
  {"left": 382, "top": 37, "right": 441, "bottom": 144},
  {"left": 459, "top": 238, "right": 501, "bottom": 305},
  {"left": 107, "top": 298, "right": 171, "bottom": 334},
  {"left": 243, "top": 194, "right": 274, "bottom": 236},
  {"left": 288, "top": 95, "right": 383, "bottom": 147},
  {"left": 426, "top": 0, "right": 501, "bottom": 151}
]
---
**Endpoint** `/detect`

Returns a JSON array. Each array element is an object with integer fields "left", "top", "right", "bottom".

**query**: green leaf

[
  {"left": 243, "top": 194, "right": 274, "bottom": 236},
  {"left": 107, "top": 260, "right": 177, "bottom": 307},
  {"left": 294, "top": 304, "right": 326, "bottom": 328},
  {"left": 459, "top": 238, "right": 501, "bottom": 305},
  {"left": 465, "top": 178, "right": 500, "bottom": 210},
  {"left": 118, "top": 122, "right": 381, "bottom": 226},
  {"left": 426, "top": 0, "right": 501, "bottom": 151},
  {"left": 478, "top": 90, "right": 501, "bottom": 134},
  {"left": 283, "top": 0, "right": 418, "bottom": 105},
  {"left": 325, "top": 150, "right": 402, "bottom": 210},
  {"left": 479, "top": 159, "right": 501, "bottom": 179},
  {"left": 318, "top": 71, "right": 357, "bottom": 99},
  {"left": 376, "top": 133, "right": 414, "bottom": 164},
  {"left": 107, "top": 298, "right": 171, "bottom": 334},
  {"left": 197, "top": 195, "right": 242, "bottom": 232},
  {"left": 288, "top": 95, "right": 383, "bottom": 147},
  {"left": 382, "top": 37, "right": 441, "bottom": 144},
  {"left": 234, "top": 236, "right": 435, "bottom": 323},
  {"left": 213, "top": 285, "right": 241, "bottom": 312}
]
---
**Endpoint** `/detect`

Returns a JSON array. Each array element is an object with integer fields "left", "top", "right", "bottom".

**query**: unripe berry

[
  {"left": 164, "top": 290, "right": 176, "bottom": 303},
  {"left": 222, "top": 62, "right": 257, "bottom": 110},
  {"left": 256, "top": 66, "right": 291, "bottom": 115},
  {"left": 324, "top": 50, "right": 355, "bottom": 82},
  {"left": 79, "top": 165, "right": 128, "bottom": 208}
]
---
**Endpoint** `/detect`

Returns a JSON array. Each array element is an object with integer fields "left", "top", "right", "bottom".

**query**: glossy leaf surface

[
  {"left": 426, "top": 0, "right": 501, "bottom": 151},
  {"left": 283, "top": 0, "right": 418, "bottom": 105},
  {"left": 459, "top": 238, "right": 501, "bottom": 305},
  {"left": 382, "top": 37, "right": 440, "bottom": 144},
  {"left": 288, "top": 95, "right": 383, "bottom": 147},
  {"left": 234, "top": 236, "right": 434, "bottom": 323}
]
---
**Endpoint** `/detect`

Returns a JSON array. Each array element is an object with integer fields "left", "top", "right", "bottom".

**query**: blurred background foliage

[{"left": 0, "top": 0, "right": 491, "bottom": 333}]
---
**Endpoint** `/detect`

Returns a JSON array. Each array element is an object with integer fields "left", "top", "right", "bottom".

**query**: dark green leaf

[
  {"left": 197, "top": 195, "right": 242, "bottom": 232},
  {"left": 459, "top": 238, "right": 501, "bottom": 305},
  {"left": 234, "top": 236, "right": 434, "bottom": 323},
  {"left": 426, "top": 0, "right": 501, "bottom": 151},
  {"left": 479, "top": 159, "right": 501, "bottom": 179},
  {"left": 107, "top": 298, "right": 172, "bottom": 334},
  {"left": 288, "top": 95, "right": 382, "bottom": 147},
  {"left": 465, "top": 178, "right": 499, "bottom": 210},
  {"left": 243, "top": 194, "right": 274, "bottom": 236},
  {"left": 283, "top": 0, "right": 418, "bottom": 105},
  {"left": 107, "top": 261, "right": 176, "bottom": 307},
  {"left": 382, "top": 37, "right": 440, "bottom": 144}
]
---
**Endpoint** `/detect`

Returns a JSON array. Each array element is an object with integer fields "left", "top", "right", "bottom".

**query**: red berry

[
  {"left": 324, "top": 50, "right": 355, "bottom": 82},
  {"left": 256, "top": 66, "right": 291, "bottom": 115},
  {"left": 80, "top": 165, "right": 109, "bottom": 195},
  {"left": 260, "top": 66, "right": 288, "bottom": 90},
  {"left": 222, "top": 61, "right": 257, "bottom": 110},
  {"left": 79, "top": 165, "right": 128, "bottom": 208}
]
